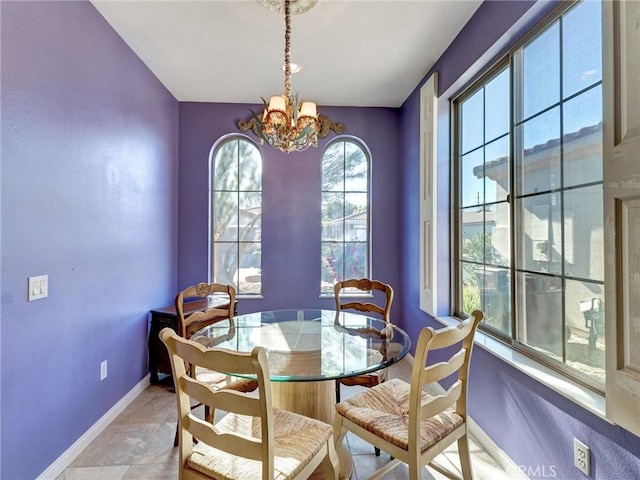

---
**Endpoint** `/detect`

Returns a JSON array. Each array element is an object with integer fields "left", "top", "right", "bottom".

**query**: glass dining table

[{"left": 190, "top": 308, "right": 411, "bottom": 479}]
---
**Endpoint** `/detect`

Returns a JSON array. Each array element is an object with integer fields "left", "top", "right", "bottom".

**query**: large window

[
  {"left": 454, "top": 1, "right": 603, "bottom": 389},
  {"left": 210, "top": 136, "right": 262, "bottom": 296},
  {"left": 321, "top": 138, "right": 370, "bottom": 295}
]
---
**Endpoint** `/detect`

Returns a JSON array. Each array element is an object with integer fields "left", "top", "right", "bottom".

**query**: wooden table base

[{"left": 271, "top": 380, "right": 352, "bottom": 479}]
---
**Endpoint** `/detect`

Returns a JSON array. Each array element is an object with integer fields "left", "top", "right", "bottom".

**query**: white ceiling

[{"left": 90, "top": 0, "right": 482, "bottom": 108}]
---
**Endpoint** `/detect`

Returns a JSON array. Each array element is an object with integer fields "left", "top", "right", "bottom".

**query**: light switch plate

[{"left": 28, "top": 275, "right": 48, "bottom": 301}]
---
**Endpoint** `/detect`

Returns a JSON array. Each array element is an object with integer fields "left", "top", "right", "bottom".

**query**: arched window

[
  {"left": 321, "top": 137, "right": 370, "bottom": 295},
  {"left": 210, "top": 135, "right": 262, "bottom": 296}
]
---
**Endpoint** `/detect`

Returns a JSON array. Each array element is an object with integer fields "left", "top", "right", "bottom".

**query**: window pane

[
  {"left": 563, "top": 1, "right": 602, "bottom": 98},
  {"left": 239, "top": 192, "right": 261, "bottom": 242},
  {"left": 461, "top": 89, "right": 483, "bottom": 154},
  {"left": 563, "top": 87, "right": 603, "bottom": 187},
  {"left": 214, "top": 141, "right": 239, "bottom": 190},
  {"left": 344, "top": 242, "right": 367, "bottom": 279},
  {"left": 517, "top": 108, "right": 561, "bottom": 195},
  {"left": 485, "top": 69, "right": 510, "bottom": 142},
  {"left": 522, "top": 22, "right": 560, "bottom": 119},
  {"left": 518, "top": 272, "right": 563, "bottom": 357},
  {"left": 344, "top": 143, "right": 368, "bottom": 192},
  {"left": 321, "top": 192, "right": 344, "bottom": 241},
  {"left": 484, "top": 136, "right": 509, "bottom": 203},
  {"left": 476, "top": 266, "right": 511, "bottom": 335},
  {"left": 322, "top": 142, "right": 344, "bottom": 192},
  {"left": 321, "top": 242, "right": 342, "bottom": 292},
  {"left": 238, "top": 141, "right": 261, "bottom": 191},
  {"left": 212, "top": 242, "right": 237, "bottom": 287},
  {"left": 564, "top": 185, "right": 603, "bottom": 281},
  {"left": 237, "top": 243, "right": 261, "bottom": 295},
  {"left": 565, "top": 280, "right": 604, "bottom": 384},
  {"left": 486, "top": 202, "right": 510, "bottom": 266},
  {"left": 517, "top": 193, "right": 562, "bottom": 274},
  {"left": 461, "top": 149, "right": 484, "bottom": 208},
  {"left": 214, "top": 191, "right": 238, "bottom": 242},
  {"left": 461, "top": 262, "right": 481, "bottom": 315},
  {"left": 461, "top": 207, "right": 486, "bottom": 264},
  {"left": 344, "top": 192, "right": 367, "bottom": 242}
]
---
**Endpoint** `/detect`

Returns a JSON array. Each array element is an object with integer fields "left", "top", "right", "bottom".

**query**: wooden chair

[
  {"left": 333, "top": 278, "right": 394, "bottom": 402},
  {"left": 160, "top": 328, "right": 340, "bottom": 480},
  {"left": 333, "top": 310, "right": 484, "bottom": 480},
  {"left": 174, "top": 282, "right": 255, "bottom": 446},
  {"left": 333, "top": 278, "right": 394, "bottom": 457},
  {"left": 176, "top": 282, "right": 236, "bottom": 340}
]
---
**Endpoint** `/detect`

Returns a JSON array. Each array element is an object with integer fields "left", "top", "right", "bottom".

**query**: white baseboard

[
  {"left": 37, "top": 374, "right": 151, "bottom": 480},
  {"left": 467, "top": 416, "right": 528, "bottom": 479}
]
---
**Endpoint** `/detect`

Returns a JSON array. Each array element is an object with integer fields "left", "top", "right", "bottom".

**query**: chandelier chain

[{"left": 284, "top": 0, "right": 291, "bottom": 98}]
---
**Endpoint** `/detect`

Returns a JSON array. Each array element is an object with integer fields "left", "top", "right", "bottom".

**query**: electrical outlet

[
  {"left": 574, "top": 438, "right": 590, "bottom": 476},
  {"left": 100, "top": 360, "right": 108, "bottom": 381}
]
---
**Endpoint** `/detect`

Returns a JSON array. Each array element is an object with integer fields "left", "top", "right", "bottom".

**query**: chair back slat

[
  {"left": 420, "top": 380, "right": 462, "bottom": 419},
  {"left": 426, "top": 316, "right": 478, "bottom": 350},
  {"left": 172, "top": 336, "right": 255, "bottom": 375},
  {"left": 181, "top": 375, "right": 261, "bottom": 418},
  {"left": 334, "top": 278, "right": 394, "bottom": 322},
  {"left": 184, "top": 410, "right": 264, "bottom": 462},
  {"left": 340, "top": 301, "right": 386, "bottom": 317},
  {"left": 420, "top": 349, "right": 465, "bottom": 384}
]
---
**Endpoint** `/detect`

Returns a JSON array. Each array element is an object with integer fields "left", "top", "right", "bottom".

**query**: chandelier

[{"left": 253, "top": 0, "right": 319, "bottom": 154}]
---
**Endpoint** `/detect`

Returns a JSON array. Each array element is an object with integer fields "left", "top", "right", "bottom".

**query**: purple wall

[
  {"left": 3, "top": 0, "right": 638, "bottom": 478},
  {"left": 399, "top": 1, "right": 640, "bottom": 478},
  {"left": 0, "top": 2, "right": 179, "bottom": 478},
  {"left": 177, "top": 103, "right": 401, "bottom": 315}
]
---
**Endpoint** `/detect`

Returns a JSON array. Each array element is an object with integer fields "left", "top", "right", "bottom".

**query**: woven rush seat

[
  {"left": 336, "top": 378, "right": 463, "bottom": 452},
  {"left": 188, "top": 408, "right": 333, "bottom": 480},
  {"left": 187, "top": 408, "right": 332, "bottom": 480}
]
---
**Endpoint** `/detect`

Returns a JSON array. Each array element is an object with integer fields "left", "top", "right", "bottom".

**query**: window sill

[{"left": 433, "top": 316, "right": 607, "bottom": 422}]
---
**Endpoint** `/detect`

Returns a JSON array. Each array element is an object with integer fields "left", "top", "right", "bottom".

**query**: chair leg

[
  {"left": 335, "top": 379, "right": 341, "bottom": 403},
  {"left": 458, "top": 434, "right": 474, "bottom": 480},
  {"left": 374, "top": 446, "right": 381, "bottom": 456},
  {"left": 321, "top": 437, "right": 340, "bottom": 480}
]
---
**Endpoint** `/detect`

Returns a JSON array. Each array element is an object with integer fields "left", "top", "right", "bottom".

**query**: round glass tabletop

[{"left": 190, "top": 309, "right": 411, "bottom": 382}]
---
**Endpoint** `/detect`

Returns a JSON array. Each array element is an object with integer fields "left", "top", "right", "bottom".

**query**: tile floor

[{"left": 58, "top": 360, "right": 516, "bottom": 480}]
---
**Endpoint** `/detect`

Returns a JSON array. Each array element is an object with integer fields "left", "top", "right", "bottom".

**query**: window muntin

[
  {"left": 211, "top": 136, "right": 262, "bottom": 296},
  {"left": 321, "top": 138, "right": 370, "bottom": 295},
  {"left": 455, "top": 1, "right": 604, "bottom": 389}
]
